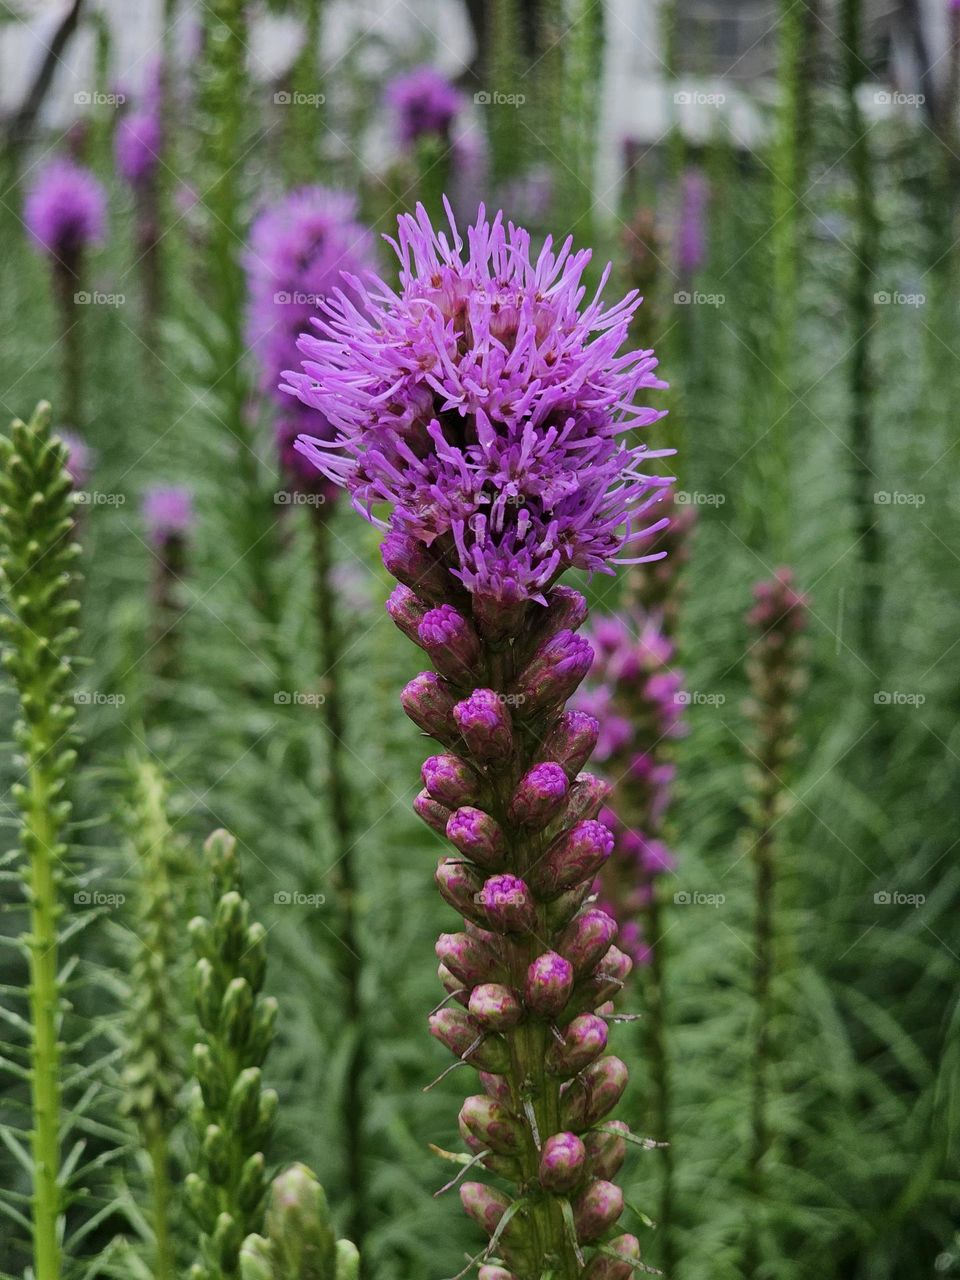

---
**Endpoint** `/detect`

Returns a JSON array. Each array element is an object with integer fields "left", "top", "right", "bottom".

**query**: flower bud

[
  {"left": 422, "top": 754, "right": 480, "bottom": 808},
  {"left": 262, "top": 1162, "right": 336, "bottom": 1272},
  {"left": 560, "top": 1056, "right": 629, "bottom": 1130},
  {"left": 401, "top": 671, "right": 458, "bottom": 743},
  {"left": 454, "top": 689, "right": 514, "bottom": 761},
  {"left": 479, "top": 874, "right": 536, "bottom": 934},
  {"left": 508, "top": 762, "right": 569, "bottom": 828},
  {"left": 513, "top": 630, "right": 594, "bottom": 713},
  {"left": 572, "top": 1179, "right": 624, "bottom": 1242},
  {"left": 564, "top": 773, "right": 612, "bottom": 824},
  {"left": 438, "top": 963, "right": 469, "bottom": 1006},
  {"left": 558, "top": 908, "right": 618, "bottom": 976},
  {"left": 542, "top": 585, "right": 589, "bottom": 637},
  {"left": 479, "top": 1071, "right": 511, "bottom": 1103},
  {"left": 544, "top": 881, "right": 596, "bottom": 933},
  {"left": 599, "top": 945, "right": 633, "bottom": 986},
  {"left": 428, "top": 1008, "right": 510, "bottom": 1072},
  {"left": 529, "top": 820, "right": 614, "bottom": 897},
  {"left": 381, "top": 528, "right": 451, "bottom": 601},
  {"left": 539, "top": 710, "right": 600, "bottom": 779},
  {"left": 479, "top": 1267, "right": 517, "bottom": 1280},
  {"left": 239, "top": 1236, "right": 272, "bottom": 1280},
  {"left": 336, "top": 1239, "right": 360, "bottom": 1280},
  {"left": 413, "top": 789, "right": 451, "bottom": 836},
  {"left": 538, "top": 1131, "right": 586, "bottom": 1193},
  {"left": 221, "top": 976, "right": 253, "bottom": 1048},
  {"left": 524, "top": 951, "right": 574, "bottom": 1017},
  {"left": 435, "top": 858, "right": 487, "bottom": 927},
  {"left": 472, "top": 576, "right": 529, "bottom": 643},
  {"left": 584, "top": 1121, "right": 629, "bottom": 1181},
  {"left": 436, "top": 932, "right": 503, "bottom": 986},
  {"left": 582, "top": 1234, "right": 641, "bottom": 1280},
  {"left": 546, "top": 1014, "right": 608, "bottom": 1077},
  {"left": 468, "top": 983, "right": 523, "bottom": 1030},
  {"left": 460, "top": 1182, "right": 511, "bottom": 1239},
  {"left": 419, "top": 605, "right": 481, "bottom": 684},
  {"left": 446, "top": 807, "right": 507, "bottom": 870},
  {"left": 386, "top": 583, "right": 428, "bottom": 644},
  {"left": 459, "top": 1094, "right": 525, "bottom": 1154}
]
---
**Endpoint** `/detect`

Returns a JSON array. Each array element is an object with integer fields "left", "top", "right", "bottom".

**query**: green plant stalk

[
  {"left": 487, "top": 0, "right": 523, "bottom": 186},
  {"left": 641, "top": 888, "right": 675, "bottom": 1274},
  {"left": 53, "top": 259, "right": 83, "bottom": 429},
  {"left": 560, "top": 0, "right": 605, "bottom": 238},
  {"left": 147, "top": 1127, "right": 176, "bottom": 1280},
  {"left": 745, "top": 815, "right": 775, "bottom": 1278},
  {"left": 310, "top": 509, "right": 365, "bottom": 1250}
]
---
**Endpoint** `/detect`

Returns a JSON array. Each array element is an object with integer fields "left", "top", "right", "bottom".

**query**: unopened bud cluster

[{"left": 240, "top": 1163, "right": 359, "bottom": 1280}]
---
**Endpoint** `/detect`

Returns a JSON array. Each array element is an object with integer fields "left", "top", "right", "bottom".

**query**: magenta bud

[
  {"left": 435, "top": 858, "right": 487, "bottom": 927},
  {"left": 567, "top": 971, "right": 625, "bottom": 1017},
  {"left": 542, "top": 585, "right": 589, "bottom": 636},
  {"left": 538, "top": 1132, "right": 586, "bottom": 1193},
  {"left": 479, "top": 1071, "right": 512, "bottom": 1103},
  {"left": 381, "top": 528, "right": 450, "bottom": 601},
  {"left": 508, "top": 763, "right": 570, "bottom": 828},
  {"left": 584, "top": 1121, "right": 629, "bottom": 1181},
  {"left": 468, "top": 983, "right": 523, "bottom": 1030},
  {"left": 460, "top": 1182, "right": 511, "bottom": 1239},
  {"left": 599, "top": 945, "right": 634, "bottom": 986},
  {"left": 386, "top": 584, "right": 428, "bottom": 644},
  {"left": 436, "top": 932, "right": 502, "bottom": 987},
  {"left": 546, "top": 1013, "right": 608, "bottom": 1077},
  {"left": 524, "top": 952, "right": 574, "bottom": 1017},
  {"left": 558, "top": 908, "right": 619, "bottom": 975},
  {"left": 401, "top": 672, "right": 458, "bottom": 743},
  {"left": 529, "top": 820, "right": 614, "bottom": 897},
  {"left": 572, "top": 1179, "right": 624, "bottom": 1242},
  {"left": 428, "top": 1008, "right": 510, "bottom": 1072},
  {"left": 479, "top": 874, "right": 536, "bottom": 934},
  {"left": 564, "top": 773, "right": 612, "bottom": 824},
  {"left": 560, "top": 1056, "right": 629, "bottom": 1130},
  {"left": 459, "top": 1095, "right": 525, "bottom": 1154},
  {"left": 437, "top": 963, "right": 469, "bottom": 1006},
  {"left": 454, "top": 689, "right": 514, "bottom": 761},
  {"left": 539, "top": 710, "right": 600, "bottom": 780},
  {"left": 446, "top": 807, "right": 507, "bottom": 870},
  {"left": 418, "top": 604, "right": 482, "bottom": 684},
  {"left": 582, "top": 1234, "right": 642, "bottom": 1280},
  {"left": 422, "top": 754, "right": 480, "bottom": 808},
  {"left": 479, "top": 1268, "right": 517, "bottom": 1280},
  {"left": 413, "top": 790, "right": 450, "bottom": 836},
  {"left": 513, "top": 630, "right": 594, "bottom": 713}
]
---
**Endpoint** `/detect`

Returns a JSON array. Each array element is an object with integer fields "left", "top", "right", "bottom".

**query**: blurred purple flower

[
  {"left": 59, "top": 430, "right": 92, "bottom": 489},
  {"left": 142, "top": 486, "right": 194, "bottom": 546},
  {"left": 24, "top": 158, "right": 106, "bottom": 262},
  {"left": 677, "top": 167, "right": 709, "bottom": 275},
  {"left": 115, "top": 111, "right": 162, "bottom": 188},
  {"left": 385, "top": 65, "right": 462, "bottom": 145}
]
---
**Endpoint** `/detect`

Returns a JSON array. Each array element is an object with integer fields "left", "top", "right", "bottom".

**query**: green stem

[
  {"left": 745, "top": 822, "right": 775, "bottom": 1277},
  {"left": 53, "top": 259, "right": 82, "bottom": 430},
  {"left": 27, "top": 769, "right": 63, "bottom": 1280},
  {"left": 643, "top": 890, "right": 674, "bottom": 1274},
  {"left": 148, "top": 1127, "right": 175, "bottom": 1280}
]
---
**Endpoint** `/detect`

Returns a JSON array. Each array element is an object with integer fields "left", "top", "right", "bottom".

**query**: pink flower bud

[
  {"left": 529, "top": 820, "right": 614, "bottom": 897},
  {"left": 582, "top": 1234, "right": 641, "bottom": 1279},
  {"left": 479, "top": 1268, "right": 517, "bottom": 1280},
  {"left": 459, "top": 1094, "right": 525, "bottom": 1154},
  {"left": 437, "top": 963, "right": 469, "bottom": 1006},
  {"left": 558, "top": 908, "right": 618, "bottom": 975},
  {"left": 546, "top": 1013, "right": 608, "bottom": 1077},
  {"left": 479, "top": 874, "right": 536, "bottom": 934},
  {"left": 560, "top": 1056, "right": 629, "bottom": 1130},
  {"left": 468, "top": 983, "right": 523, "bottom": 1030},
  {"left": 422, "top": 754, "right": 480, "bottom": 808},
  {"left": 539, "top": 710, "right": 600, "bottom": 779},
  {"left": 436, "top": 932, "right": 503, "bottom": 986},
  {"left": 381, "top": 528, "right": 451, "bottom": 601},
  {"left": 446, "top": 806, "right": 507, "bottom": 870},
  {"left": 524, "top": 951, "right": 574, "bottom": 1017},
  {"left": 572, "top": 1179, "right": 624, "bottom": 1242},
  {"left": 538, "top": 1131, "right": 586, "bottom": 1193},
  {"left": 413, "top": 789, "right": 450, "bottom": 836},
  {"left": 599, "top": 945, "right": 633, "bottom": 986},
  {"left": 541, "top": 585, "right": 589, "bottom": 637},
  {"left": 386, "top": 584, "right": 428, "bottom": 644},
  {"left": 479, "top": 1071, "right": 511, "bottom": 1103},
  {"left": 435, "top": 858, "right": 487, "bottom": 927},
  {"left": 564, "top": 773, "right": 612, "bottom": 823},
  {"left": 584, "top": 1121, "right": 629, "bottom": 1181},
  {"left": 454, "top": 689, "right": 514, "bottom": 761},
  {"left": 513, "top": 630, "right": 594, "bottom": 713},
  {"left": 428, "top": 1008, "right": 510, "bottom": 1072},
  {"left": 460, "top": 1182, "right": 511, "bottom": 1238},
  {"left": 508, "top": 762, "right": 569, "bottom": 828},
  {"left": 401, "top": 671, "right": 458, "bottom": 743},
  {"left": 418, "top": 604, "right": 481, "bottom": 684}
]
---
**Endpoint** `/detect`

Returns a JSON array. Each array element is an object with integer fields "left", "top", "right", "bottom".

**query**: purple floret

[{"left": 115, "top": 111, "right": 162, "bottom": 188}]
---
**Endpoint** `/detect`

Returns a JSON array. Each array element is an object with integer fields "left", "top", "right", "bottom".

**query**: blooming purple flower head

[
  {"left": 284, "top": 202, "right": 671, "bottom": 619},
  {"left": 115, "top": 110, "right": 162, "bottom": 188},
  {"left": 59, "top": 431, "right": 92, "bottom": 489},
  {"left": 246, "top": 187, "right": 375, "bottom": 495},
  {"left": 24, "top": 158, "right": 107, "bottom": 263},
  {"left": 385, "top": 66, "right": 462, "bottom": 146},
  {"left": 142, "top": 485, "right": 194, "bottom": 546},
  {"left": 677, "top": 168, "right": 709, "bottom": 276}
]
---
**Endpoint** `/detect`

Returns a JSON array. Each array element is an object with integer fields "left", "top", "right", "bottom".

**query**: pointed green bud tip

[
  {"left": 265, "top": 1163, "right": 337, "bottom": 1276},
  {"left": 335, "top": 1239, "right": 360, "bottom": 1280},
  {"left": 239, "top": 1236, "right": 274, "bottom": 1280}
]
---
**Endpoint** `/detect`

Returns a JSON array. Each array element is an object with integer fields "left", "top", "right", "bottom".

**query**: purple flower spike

[
  {"left": 573, "top": 1179, "right": 624, "bottom": 1243},
  {"left": 400, "top": 672, "right": 458, "bottom": 742},
  {"left": 142, "top": 486, "right": 194, "bottom": 547},
  {"left": 25, "top": 159, "right": 107, "bottom": 263},
  {"left": 115, "top": 110, "right": 162, "bottom": 188},
  {"left": 513, "top": 630, "right": 594, "bottom": 713},
  {"left": 539, "top": 1132, "right": 586, "bottom": 1193},
  {"left": 524, "top": 951, "right": 574, "bottom": 1017},
  {"left": 446, "top": 806, "right": 507, "bottom": 870},
  {"left": 583, "top": 1235, "right": 642, "bottom": 1280},
  {"left": 479, "top": 874, "right": 536, "bottom": 934},
  {"left": 454, "top": 689, "right": 513, "bottom": 762},
  {"left": 419, "top": 605, "right": 481, "bottom": 684},
  {"left": 531, "top": 820, "right": 614, "bottom": 897},
  {"left": 422, "top": 754, "right": 480, "bottom": 808},
  {"left": 385, "top": 65, "right": 462, "bottom": 146},
  {"left": 508, "top": 762, "right": 569, "bottom": 828}
]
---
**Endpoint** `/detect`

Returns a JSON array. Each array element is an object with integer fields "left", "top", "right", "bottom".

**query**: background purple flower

[
  {"left": 59, "top": 430, "right": 92, "bottom": 490},
  {"left": 677, "top": 167, "right": 709, "bottom": 276},
  {"left": 115, "top": 111, "right": 163, "bottom": 188},
  {"left": 24, "top": 158, "right": 107, "bottom": 262},
  {"left": 384, "top": 66, "right": 462, "bottom": 146},
  {"left": 142, "top": 485, "right": 195, "bottom": 546}
]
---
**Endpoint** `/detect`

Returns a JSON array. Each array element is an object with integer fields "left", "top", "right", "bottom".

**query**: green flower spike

[{"left": 240, "top": 1163, "right": 360, "bottom": 1280}]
